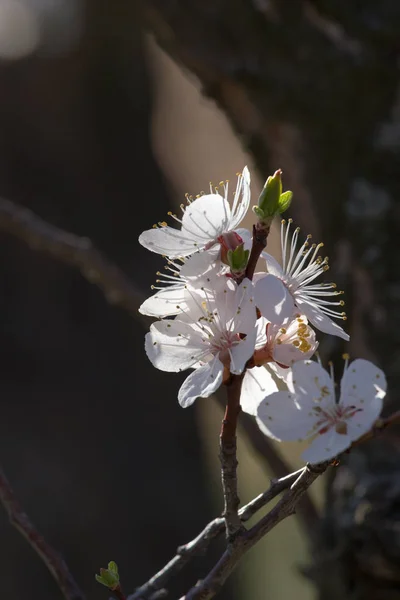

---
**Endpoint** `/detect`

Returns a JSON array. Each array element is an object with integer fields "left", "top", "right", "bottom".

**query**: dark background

[{"left": 0, "top": 2, "right": 222, "bottom": 599}]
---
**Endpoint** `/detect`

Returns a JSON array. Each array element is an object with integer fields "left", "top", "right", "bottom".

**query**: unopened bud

[
  {"left": 95, "top": 562, "right": 120, "bottom": 590},
  {"left": 227, "top": 244, "right": 250, "bottom": 275},
  {"left": 217, "top": 231, "right": 244, "bottom": 266},
  {"left": 253, "top": 169, "right": 292, "bottom": 223}
]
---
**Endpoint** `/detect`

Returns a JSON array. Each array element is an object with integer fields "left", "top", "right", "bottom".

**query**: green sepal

[{"left": 227, "top": 245, "right": 250, "bottom": 273}]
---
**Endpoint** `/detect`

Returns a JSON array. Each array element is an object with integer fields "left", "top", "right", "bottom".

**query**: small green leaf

[
  {"left": 95, "top": 574, "right": 108, "bottom": 588},
  {"left": 278, "top": 191, "right": 293, "bottom": 214},
  {"left": 252, "top": 205, "right": 265, "bottom": 219},
  {"left": 108, "top": 562, "right": 118, "bottom": 575},
  {"left": 95, "top": 563, "right": 120, "bottom": 590}
]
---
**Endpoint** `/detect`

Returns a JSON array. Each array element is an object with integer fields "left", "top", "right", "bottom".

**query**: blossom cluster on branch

[{"left": 138, "top": 167, "right": 387, "bottom": 465}]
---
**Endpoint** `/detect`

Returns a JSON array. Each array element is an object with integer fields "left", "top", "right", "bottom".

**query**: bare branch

[
  {"left": 219, "top": 373, "right": 245, "bottom": 539},
  {"left": 239, "top": 412, "right": 320, "bottom": 536},
  {"left": 128, "top": 468, "right": 304, "bottom": 600},
  {"left": 0, "top": 197, "right": 145, "bottom": 318},
  {"left": 0, "top": 466, "right": 85, "bottom": 600},
  {"left": 180, "top": 462, "right": 329, "bottom": 600}
]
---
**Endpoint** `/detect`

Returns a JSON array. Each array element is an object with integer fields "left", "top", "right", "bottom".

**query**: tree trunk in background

[
  {"left": 0, "top": 2, "right": 226, "bottom": 599},
  {"left": 145, "top": 1, "right": 400, "bottom": 598}
]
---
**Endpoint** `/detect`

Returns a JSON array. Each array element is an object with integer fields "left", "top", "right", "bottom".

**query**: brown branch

[
  {"left": 0, "top": 196, "right": 145, "bottom": 318},
  {"left": 128, "top": 468, "right": 305, "bottom": 600},
  {"left": 351, "top": 409, "right": 400, "bottom": 446},
  {"left": 180, "top": 462, "right": 329, "bottom": 600},
  {"left": 0, "top": 466, "right": 85, "bottom": 600},
  {"left": 239, "top": 412, "right": 320, "bottom": 536},
  {"left": 112, "top": 586, "right": 128, "bottom": 600},
  {"left": 219, "top": 373, "right": 245, "bottom": 540}
]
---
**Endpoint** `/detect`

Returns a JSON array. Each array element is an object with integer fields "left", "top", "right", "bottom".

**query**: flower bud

[
  {"left": 217, "top": 231, "right": 244, "bottom": 266},
  {"left": 95, "top": 562, "right": 120, "bottom": 590},
  {"left": 253, "top": 169, "right": 293, "bottom": 224},
  {"left": 227, "top": 244, "right": 250, "bottom": 276}
]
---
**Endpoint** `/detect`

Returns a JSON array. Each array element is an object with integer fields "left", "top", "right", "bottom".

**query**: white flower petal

[
  {"left": 229, "top": 328, "right": 257, "bottom": 375},
  {"left": 340, "top": 358, "right": 387, "bottom": 402},
  {"left": 234, "top": 227, "right": 253, "bottom": 252},
  {"left": 301, "top": 429, "right": 352, "bottom": 464},
  {"left": 294, "top": 296, "right": 350, "bottom": 341},
  {"left": 180, "top": 248, "right": 220, "bottom": 279},
  {"left": 178, "top": 358, "right": 224, "bottom": 408},
  {"left": 255, "top": 274, "right": 295, "bottom": 324},
  {"left": 256, "top": 391, "right": 316, "bottom": 441},
  {"left": 269, "top": 362, "right": 291, "bottom": 382},
  {"left": 228, "top": 166, "right": 251, "bottom": 230},
  {"left": 287, "top": 360, "right": 334, "bottom": 407},
  {"left": 139, "top": 227, "right": 201, "bottom": 258},
  {"left": 181, "top": 193, "right": 231, "bottom": 242},
  {"left": 145, "top": 320, "right": 205, "bottom": 372},
  {"left": 229, "top": 278, "right": 257, "bottom": 334},
  {"left": 139, "top": 286, "right": 187, "bottom": 318},
  {"left": 273, "top": 339, "right": 317, "bottom": 367},
  {"left": 261, "top": 252, "right": 285, "bottom": 278},
  {"left": 241, "top": 366, "right": 278, "bottom": 416},
  {"left": 339, "top": 359, "right": 386, "bottom": 440},
  {"left": 272, "top": 318, "right": 318, "bottom": 366}
]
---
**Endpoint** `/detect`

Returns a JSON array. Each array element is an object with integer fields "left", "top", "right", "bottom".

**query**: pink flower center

[{"left": 315, "top": 404, "right": 362, "bottom": 436}]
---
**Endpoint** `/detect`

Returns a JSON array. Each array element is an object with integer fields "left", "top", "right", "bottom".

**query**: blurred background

[{"left": 0, "top": 1, "right": 399, "bottom": 600}]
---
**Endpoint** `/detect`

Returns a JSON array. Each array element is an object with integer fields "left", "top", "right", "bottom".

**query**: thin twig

[
  {"left": 239, "top": 412, "right": 320, "bottom": 535},
  {"left": 128, "top": 469, "right": 305, "bottom": 600},
  {"left": 180, "top": 462, "right": 329, "bottom": 600},
  {"left": 0, "top": 466, "right": 85, "bottom": 600},
  {"left": 353, "top": 409, "right": 400, "bottom": 446},
  {"left": 0, "top": 196, "right": 145, "bottom": 318}
]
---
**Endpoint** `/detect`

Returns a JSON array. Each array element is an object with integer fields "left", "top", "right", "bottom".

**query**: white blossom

[
  {"left": 255, "top": 358, "right": 386, "bottom": 463},
  {"left": 139, "top": 249, "right": 223, "bottom": 318},
  {"left": 240, "top": 315, "right": 317, "bottom": 415},
  {"left": 145, "top": 278, "right": 257, "bottom": 408},
  {"left": 139, "top": 168, "right": 251, "bottom": 259},
  {"left": 254, "top": 219, "right": 349, "bottom": 340}
]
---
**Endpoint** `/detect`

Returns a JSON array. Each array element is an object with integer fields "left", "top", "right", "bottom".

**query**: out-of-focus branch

[
  {"left": 180, "top": 462, "right": 329, "bottom": 600},
  {"left": 0, "top": 466, "right": 85, "bottom": 600},
  {"left": 0, "top": 197, "right": 145, "bottom": 318},
  {"left": 128, "top": 468, "right": 305, "bottom": 600}
]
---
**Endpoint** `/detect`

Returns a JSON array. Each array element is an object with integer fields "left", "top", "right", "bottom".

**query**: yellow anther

[
  {"left": 288, "top": 218, "right": 293, "bottom": 223},
  {"left": 281, "top": 219, "right": 286, "bottom": 224},
  {"left": 342, "top": 353, "right": 350, "bottom": 360},
  {"left": 292, "top": 340, "right": 300, "bottom": 347},
  {"left": 339, "top": 300, "right": 345, "bottom": 306},
  {"left": 307, "top": 234, "right": 312, "bottom": 239},
  {"left": 280, "top": 327, "right": 287, "bottom": 334},
  {"left": 323, "top": 265, "right": 329, "bottom": 271}
]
